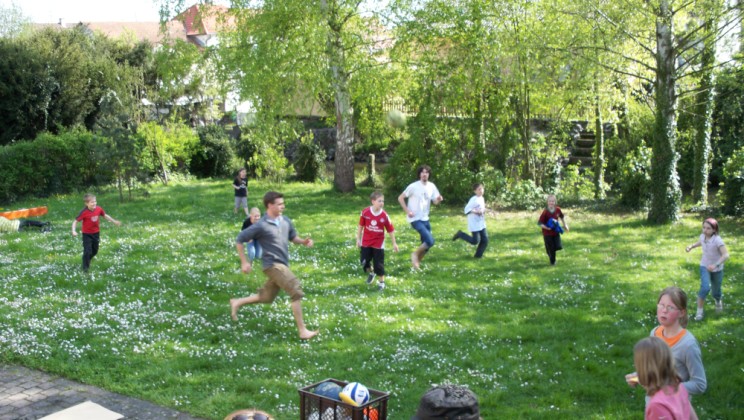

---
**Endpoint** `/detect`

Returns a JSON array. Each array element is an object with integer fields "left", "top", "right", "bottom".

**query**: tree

[
  {"left": 210, "top": 0, "right": 395, "bottom": 192},
  {"left": 0, "top": 24, "right": 156, "bottom": 144},
  {"left": 0, "top": 1, "right": 30, "bottom": 39},
  {"left": 562, "top": 0, "right": 741, "bottom": 223},
  {"left": 691, "top": 1, "right": 723, "bottom": 206}
]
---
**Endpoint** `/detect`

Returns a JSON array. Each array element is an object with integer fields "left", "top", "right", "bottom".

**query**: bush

[
  {"left": 239, "top": 117, "right": 295, "bottom": 183},
  {"left": 721, "top": 145, "right": 744, "bottom": 216},
  {"left": 293, "top": 133, "right": 326, "bottom": 182},
  {"left": 559, "top": 164, "right": 595, "bottom": 202},
  {"left": 501, "top": 179, "right": 545, "bottom": 210},
  {"left": 136, "top": 121, "right": 199, "bottom": 183},
  {"left": 617, "top": 142, "right": 652, "bottom": 209},
  {"left": 0, "top": 129, "right": 109, "bottom": 202},
  {"left": 190, "top": 125, "right": 236, "bottom": 178}
]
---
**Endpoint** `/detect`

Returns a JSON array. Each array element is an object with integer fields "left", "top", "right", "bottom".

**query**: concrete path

[{"left": 0, "top": 365, "right": 205, "bottom": 420}]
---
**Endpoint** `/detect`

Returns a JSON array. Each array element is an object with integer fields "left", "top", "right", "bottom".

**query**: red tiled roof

[{"left": 176, "top": 4, "right": 233, "bottom": 36}]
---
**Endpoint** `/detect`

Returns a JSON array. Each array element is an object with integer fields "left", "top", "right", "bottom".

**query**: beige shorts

[{"left": 257, "top": 264, "right": 305, "bottom": 302}]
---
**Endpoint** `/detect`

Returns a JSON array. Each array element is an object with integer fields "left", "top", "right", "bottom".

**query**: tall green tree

[
  {"left": 690, "top": 0, "right": 724, "bottom": 205},
  {"left": 563, "top": 0, "right": 741, "bottom": 223},
  {"left": 208, "top": 0, "right": 395, "bottom": 192}
]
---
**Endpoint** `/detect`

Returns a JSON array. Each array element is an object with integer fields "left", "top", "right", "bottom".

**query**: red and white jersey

[
  {"left": 76, "top": 206, "right": 106, "bottom": 234},
  {"left": 359, "top": 207, "right": 394, "bottom": 249}
]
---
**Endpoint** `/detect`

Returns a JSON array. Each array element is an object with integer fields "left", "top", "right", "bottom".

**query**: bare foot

[
  {"left": 299, "top": 329, "right": 319, "bottom": 340},
  {"left": 230, "top": 299, "right": 239, "bottom": 321},
  {"left": 411, "top": 252, "right": 420, "bottom": 270}
]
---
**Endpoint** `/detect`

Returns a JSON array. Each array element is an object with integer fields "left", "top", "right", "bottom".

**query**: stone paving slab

[{"left": 0, "top": 365, "right": 206, "bottom": 420}]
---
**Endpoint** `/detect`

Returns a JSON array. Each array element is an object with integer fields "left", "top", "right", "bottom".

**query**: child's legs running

[
  {"left": 360, "top": 247, "right": 374, "bottom": 272},
  {"left": 455, "top": 230, "right": 478, "bottom": 245},
  {"left": 474, "top": 229, "right": 489, "bottom": 258},
  {"left": 82, "top": 233, "right": 98, "bottom": 271},
  {"left": 543, "top": 235, "right": 556, "bottom": 264},
  {"left": 710, "top": 269, "right": 724, "bottom": 301},
  {"left": 372, "top": 248, "right": 385, "bottom": 277},
  {"left": 411, "top": 220, "right": 434, "bottom": 249},
  {"left": 698, "top": 266, "right": 712, "bottom": 300}
]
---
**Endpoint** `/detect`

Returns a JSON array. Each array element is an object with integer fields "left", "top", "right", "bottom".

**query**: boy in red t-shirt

[
  {"left": 71, "top": 194, "right": 121, "bottom": 272},
  {"left": 538, "top": 194, "right": 569, "bottom": 266},
  {"left": 356, "top": 192, "right": 398, "bottom": 291}
]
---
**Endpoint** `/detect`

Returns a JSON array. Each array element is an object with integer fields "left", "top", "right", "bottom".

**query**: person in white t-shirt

[
  {"left": 398, "top": 165, "right": 443, "bottom": 269},
  {"left": 685, "top": 218, "right": 730, "bottom": 320},
  {"left": 453, "top": 183, "right": 488, "bottom": 258}
]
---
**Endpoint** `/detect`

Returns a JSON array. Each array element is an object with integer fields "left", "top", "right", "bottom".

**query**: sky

[{"left": 1, "top": 0, "right": 228, "bottom": 23}]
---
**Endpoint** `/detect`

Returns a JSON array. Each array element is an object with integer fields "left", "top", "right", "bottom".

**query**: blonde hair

[
  {"left": 634, "top": 336, "right": 680, "bottom": 397},
  {"left": 658, "top": 286, "right": 689, "bottom": 328},
  {"left": 249, "top": 207, "right": 261, "bottom": 215},
  {"left": 83, "top": 193, "right": 96, "bottom": 203}
]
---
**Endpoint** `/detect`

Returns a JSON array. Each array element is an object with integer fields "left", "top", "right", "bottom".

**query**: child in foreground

[
  {"left": 357, "top": 191, "right": 398, "bottom": 291},
  {"left": 625, "top": 287, "right": 707, "bottom": 398},
  {"left": 452, "top": 183, "right": 489, "bottom": 258},
  {"left": 685, "top": 218, "right": 730, "bottom": 320},
  {"left": 71, "top": 194, "right": 121, "bottom": 272},
  {"left": 633, "top": 336, "right": 698, "bottom": 420}
]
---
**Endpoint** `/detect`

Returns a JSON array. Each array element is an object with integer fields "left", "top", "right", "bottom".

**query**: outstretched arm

[
  {"left": 104, "top": 214, "right": 121, "bottom": 227},
  {"left": 292, "top": 236, "right": 313, "bottom": 247},
  {"left": 686, "top": 240, "right": 702, "bottom": 252},
  {"left": 71, "top": 220, "right": 78, "bottom": 237}
]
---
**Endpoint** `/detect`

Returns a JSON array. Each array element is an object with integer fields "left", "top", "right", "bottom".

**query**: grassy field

[{"left": 1, "top": 179, "right": 742, "bottom": 419}]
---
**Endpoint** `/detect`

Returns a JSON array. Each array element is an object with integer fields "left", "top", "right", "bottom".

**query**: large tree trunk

[
  {"left": 322, "top": 0, "right": 355, "bottom": 193},
  {"left": 648, "top": 0, "right": 681, "bottom": 224},
  {"left": 692, "top": 8, "right": 718, "bottom": 205}
]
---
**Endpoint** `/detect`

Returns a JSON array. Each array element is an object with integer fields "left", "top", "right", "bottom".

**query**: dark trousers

[
  {"left": 19, "top": 220, "right": 44, "bottom": 229},
  {"left": 543, "top": 234, "right": 562, "bottom": 265},
  {"left": 360, "top": 247, "right": 386, "bottom": 276},
  {"left": 455, "top": 228, "right": 489, "bottom": 258},
  {"left": 82, "top": 232, "right": 100, "bottom": 271}
]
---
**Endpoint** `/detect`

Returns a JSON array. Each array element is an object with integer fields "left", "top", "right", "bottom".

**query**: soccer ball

[
  {"left": 385, "top": 109, "right": 406, "bottom": 128},
  {"left": 339, "top": 382, "right": 370, "bottom": 407}
]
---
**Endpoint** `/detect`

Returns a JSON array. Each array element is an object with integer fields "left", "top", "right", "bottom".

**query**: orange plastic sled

[{"left": 0, "top": 206, "right": 48, "bottom": 220}]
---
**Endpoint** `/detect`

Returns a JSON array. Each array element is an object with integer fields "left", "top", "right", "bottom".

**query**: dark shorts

[
  {"left": 258, "top": 264, "right": 305, "bottom": 302},
  {"left": 360, "top": 247, "right": 385, "bottom": 276}
]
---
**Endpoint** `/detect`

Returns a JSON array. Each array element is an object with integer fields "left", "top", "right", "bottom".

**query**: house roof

[
  {"left": 85, "top": 21, "right": 186, "bottom": 44},
  {"left": 176, "top": 4, "right": 234, "bottom": 36}
]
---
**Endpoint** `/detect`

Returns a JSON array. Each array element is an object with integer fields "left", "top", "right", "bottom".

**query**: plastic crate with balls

[{"left": 298, "top": 378, "right": 389, "bottom": 420}]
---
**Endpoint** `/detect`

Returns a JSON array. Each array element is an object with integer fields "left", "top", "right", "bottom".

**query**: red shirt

[
  {"left": 76, "top": 206, "right": 106, "bottom": 234},
  {"left": 359, "top": 207, "right": 394, "bottom": 249},
  {"left": 539, "top": 206, "right": 564, "bottom": 237}
]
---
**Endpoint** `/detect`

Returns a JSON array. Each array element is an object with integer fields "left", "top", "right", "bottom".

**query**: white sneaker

[
  {"left": 694, "top": 311, "right": 704, "bottom": 321},
  {"left": 377, "top": 282, "right": 385, "bottom": 291},
  {"left": 715, "top": 300, "right": 723, "bottom": 313}
]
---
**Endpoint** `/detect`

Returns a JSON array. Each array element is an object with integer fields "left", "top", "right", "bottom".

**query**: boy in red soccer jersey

[
  {"left": 356, "top": 191, "right": 398, "bottom": 291},
  {"left": 71, "top": 194, "right": 121, "bottom": 272}
]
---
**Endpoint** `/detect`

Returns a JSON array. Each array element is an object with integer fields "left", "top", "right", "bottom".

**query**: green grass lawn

[{"left": 1, "top": 180, "right": 742, "bottom": 419}]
